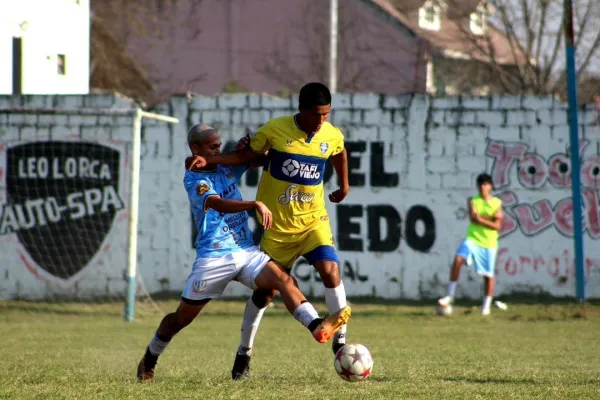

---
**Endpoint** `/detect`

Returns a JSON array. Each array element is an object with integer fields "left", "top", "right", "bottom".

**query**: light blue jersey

[{"left": 185, "top": 165, "right": 253, "bottom": 258}]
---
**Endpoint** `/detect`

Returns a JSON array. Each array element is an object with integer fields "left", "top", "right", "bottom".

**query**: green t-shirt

[{"left": 466, "top": 195, "right": 502, "bottom": 248}]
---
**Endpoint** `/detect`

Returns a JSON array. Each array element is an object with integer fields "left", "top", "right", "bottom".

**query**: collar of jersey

[
  {"left": 293, "top": 114, "right": 321, "bottom": 143},
  {"left": 189, "top": 167, "right": 217, "bottom": 173}
]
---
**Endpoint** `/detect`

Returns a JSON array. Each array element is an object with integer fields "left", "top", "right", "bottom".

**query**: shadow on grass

[
  {"left": 443, "top": 376, "right": 538, "bottom": 385},
  {"left": 444, "top": 376, "right": 600, "bottom": 386}
]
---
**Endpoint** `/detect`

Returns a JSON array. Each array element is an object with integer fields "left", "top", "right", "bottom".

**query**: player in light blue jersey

[{"left": 136, "top": 125, "right": 351, "bottom": 382}]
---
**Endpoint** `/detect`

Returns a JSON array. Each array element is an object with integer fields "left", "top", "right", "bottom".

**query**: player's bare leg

[
  {"left": 231, "top": 262, "right": 351, "bottom": 380},
  {"left": 313, "top": 259, "right": 349, "bottom": 354},
  {"left": 481, "top": 276, "right": 495, "bottom": 316},
  {"left": 438, "top": 255, "right": 466, "bottom": 308},
  {"left": 137, "top": 299, "right": 209, "bottom": 382},
  {"left": 254, "top": 261, "right": 350, "bottom": 341}
]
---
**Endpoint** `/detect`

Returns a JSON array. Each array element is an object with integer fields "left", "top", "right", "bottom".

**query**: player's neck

[
  {"left": 479, "top": 193, "right": 493, "bottom": 201},
  {"left": 294, "top": 114, "right": 316, "bottom": 136}
]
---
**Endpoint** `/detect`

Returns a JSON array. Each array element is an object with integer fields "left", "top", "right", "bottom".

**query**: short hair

[
  {"left": 476, "top": 173, "right": 494, "bottom": 188},
  {"left": 188, "top": 124, "right": 218, "bottom": 146},
  {"left": 298, "top": 82, "right": 331, "bottom": 109}
]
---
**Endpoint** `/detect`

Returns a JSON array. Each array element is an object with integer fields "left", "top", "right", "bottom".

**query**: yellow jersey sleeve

[
  {"left": 330, "top": 127, "right": 345, "bottom": 156},
  {"left": 250, "top": 123, "right": 273, "bottom": 155}
]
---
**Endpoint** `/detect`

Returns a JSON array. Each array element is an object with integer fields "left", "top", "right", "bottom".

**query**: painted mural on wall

[
  {"left": 0, "top": 139, "right": 129, "bottom": 297},
  {"left": 3, "top": 94, "right": 600, "bottom": 301},
  {"left": 485, "top": 139, "right": 600, "bottom": 295}
]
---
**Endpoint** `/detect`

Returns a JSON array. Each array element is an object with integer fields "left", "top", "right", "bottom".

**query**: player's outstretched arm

[
  {"left": 329, "top": 149, "right": 350, "bottom": 203},
  {"left": 205, "top": 196, "right": 272, "bottom": 229},
  {"left": 187, "top": 149, "right": 261, "bottom": 170},
  {"left": 235, "top": 135, "right": 266, "bottom": 168}
]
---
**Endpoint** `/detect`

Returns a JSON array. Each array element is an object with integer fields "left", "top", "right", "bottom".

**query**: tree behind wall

[
  {"left": 452, "top": 0, "right": 600, "bottom": 101},
  {"left": 90, "top": 0, "right": 205, "bottom": 106}
]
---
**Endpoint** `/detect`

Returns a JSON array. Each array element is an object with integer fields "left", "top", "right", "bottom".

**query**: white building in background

[{"left": 0, "top": 0, "right": 90, "bottom": 95}]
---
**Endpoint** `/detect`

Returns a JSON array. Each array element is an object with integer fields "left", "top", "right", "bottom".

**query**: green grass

[{"left": 1, "top": 299, "right": 600, "bottom": 400}]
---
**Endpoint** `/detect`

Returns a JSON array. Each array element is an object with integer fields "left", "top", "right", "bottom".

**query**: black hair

[
  {"left": 298, "top": 82, "right": 331, "bottom": 109},
  {"left": 476, "top": 173, "right": 494, "bottom": 188}
]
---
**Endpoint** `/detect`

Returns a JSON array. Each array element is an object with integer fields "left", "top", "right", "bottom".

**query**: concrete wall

[{"left": 1, "top": 93, "right": 600, "bottom": 300}]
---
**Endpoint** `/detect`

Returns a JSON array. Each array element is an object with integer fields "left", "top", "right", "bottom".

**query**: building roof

[{"left": 371, "top": 0, "right": 529, "bottom": 66}]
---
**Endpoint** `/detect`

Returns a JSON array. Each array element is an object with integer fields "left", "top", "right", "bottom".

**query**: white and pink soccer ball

[{"left": 334, "top": 343, "right": 373, "bottom": 382}]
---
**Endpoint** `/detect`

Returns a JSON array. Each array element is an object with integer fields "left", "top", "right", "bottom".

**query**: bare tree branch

[
  {"left": 443, "top": 0, "right": 600, "bottom": 101},
  {"left": 90, "top": 0, "right": 205, "bottom": 106}
]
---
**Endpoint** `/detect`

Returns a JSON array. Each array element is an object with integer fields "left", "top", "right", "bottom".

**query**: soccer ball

[
  {"left": 436, "top": 304, "right": 453, "bottom": 316},
  {"left": 282, "top": 159, "right": 300, "bottom": 177},
  {"left": 334, "top": 344, "right": 373, "bottom": 382}
]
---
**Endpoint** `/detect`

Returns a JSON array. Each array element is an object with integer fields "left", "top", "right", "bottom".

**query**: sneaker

[
  {"left": 481, "top": 308, "right": 491, "bottom": 316},
  {"left": 332, "top": 342, "right": 346, "bottom": 355},
  {"left": 137, "top": 347, "right": 158, "bottom": 382},
  {"left": 438, "top": 296, "right": 453, "bottom": 307},
  {"left": 494, "top": 300, "right": 508, "bottom": 311},
  {"left": 231, "top": 353, "right": 251, "bottom": 380},
  {"left": 311, "top": 306, "right": 352, "bottom": 344}
]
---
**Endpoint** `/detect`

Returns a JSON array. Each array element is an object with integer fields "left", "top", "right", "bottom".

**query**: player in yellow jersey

[
  {"left": 438, "top": 173, "right": 504, "bottom": 316},
  {"left": 187, "top": 83, "right": 351, "bottom": 380}
]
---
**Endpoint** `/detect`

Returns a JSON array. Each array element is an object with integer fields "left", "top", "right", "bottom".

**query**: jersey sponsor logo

[
  {"left": 219, "top": 182, "right": 237, "bottom": 198},
  {"left": 278, "top": 184, "right": 316, "bottom": 205},
  {"left": 281, "top": 159, "right": 321, "bottom": 180},
  {"left": 320, "top": 142, "right": 329, "bottom": 155},
  {"left": 285, "top": 140, "right": 293, "bottom": 147},
  {"left": 196, "top": 183, "right": 210, "bottom": 196}
]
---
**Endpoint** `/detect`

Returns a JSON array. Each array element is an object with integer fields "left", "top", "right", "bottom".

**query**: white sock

[
  {"left": 293, "top": 302, "right": 320, "bottom": 328},
  {"left": 448, "top": 281, "right": 457, "bottom": 298},
  {"left": 324, "top": 282, "right": 348, "bottom": 344},
  {"left": 238, "top": 297, "right": 267, "bottom": 356},
  {"left": 483, "top": 296, "right": 492, "bottom": 310},
  {"left": 148, "top": 333, "right": 170, "bottom": 356}
]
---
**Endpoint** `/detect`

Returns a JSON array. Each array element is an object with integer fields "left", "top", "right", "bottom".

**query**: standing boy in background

[{"left": 438, "top": 173, "right": 504, "bottom": 316}]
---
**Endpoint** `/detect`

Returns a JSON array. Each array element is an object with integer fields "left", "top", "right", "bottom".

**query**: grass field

[{"left": 2, "top": 299, "right": 600, "bottom": 400}]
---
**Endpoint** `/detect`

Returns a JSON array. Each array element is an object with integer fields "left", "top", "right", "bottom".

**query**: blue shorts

[
  {"left": 303, "top": 245, "right": 339, "bottom": 266},
  {"left": 456, "top": 239, "right": 497, "bottom": 277}
]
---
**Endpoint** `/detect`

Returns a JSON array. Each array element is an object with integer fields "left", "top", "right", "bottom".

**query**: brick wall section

[{"left": 1, "top": 93, "right": 600, "bottom": 300}]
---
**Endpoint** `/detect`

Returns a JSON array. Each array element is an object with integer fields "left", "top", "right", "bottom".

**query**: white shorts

[
  {"left": 181, "top": 246, "right": 271, "bottom": 302},
  {"left": 456, "top": 239, "right": 498, "bottom": 278}
]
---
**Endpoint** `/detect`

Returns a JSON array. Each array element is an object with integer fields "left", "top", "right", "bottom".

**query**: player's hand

[
  {"left": 236, "top": 135, "right": 251, "bottom": 151},
  {"left": 255, "top": 201, "right": 272, "bottom": 229},
  {"left": 186, "top": 155, "right": 207, "bottom": 170},
  {"left": 329, "top": 186, "right": 349, "bottom": 203}
]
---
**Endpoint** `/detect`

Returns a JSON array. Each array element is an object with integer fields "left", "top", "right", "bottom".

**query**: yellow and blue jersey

[{"left": 250, "top": 116, "right": 344, "bottom": 237}]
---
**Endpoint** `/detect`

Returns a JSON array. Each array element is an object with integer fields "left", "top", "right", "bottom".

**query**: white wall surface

[
  {"left": 0, "top": 0, "right": 89, "bottom": 95},
  {"left": 1, "top": 93, "right": 600, "bottom": 300}
]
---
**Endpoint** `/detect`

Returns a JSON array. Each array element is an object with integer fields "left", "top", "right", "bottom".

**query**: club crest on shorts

[
  {"left": 191, "top": 279, "right": 207, "bottom": 293},
  {"left": 196, "top": 183, "right": 210, "bottom": 196},
  {"left": 320, "top": 142, "right": 329, "bottom": 155},
  {"left": 1, "top": 141, "right": 125, "bottom": 280}
]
